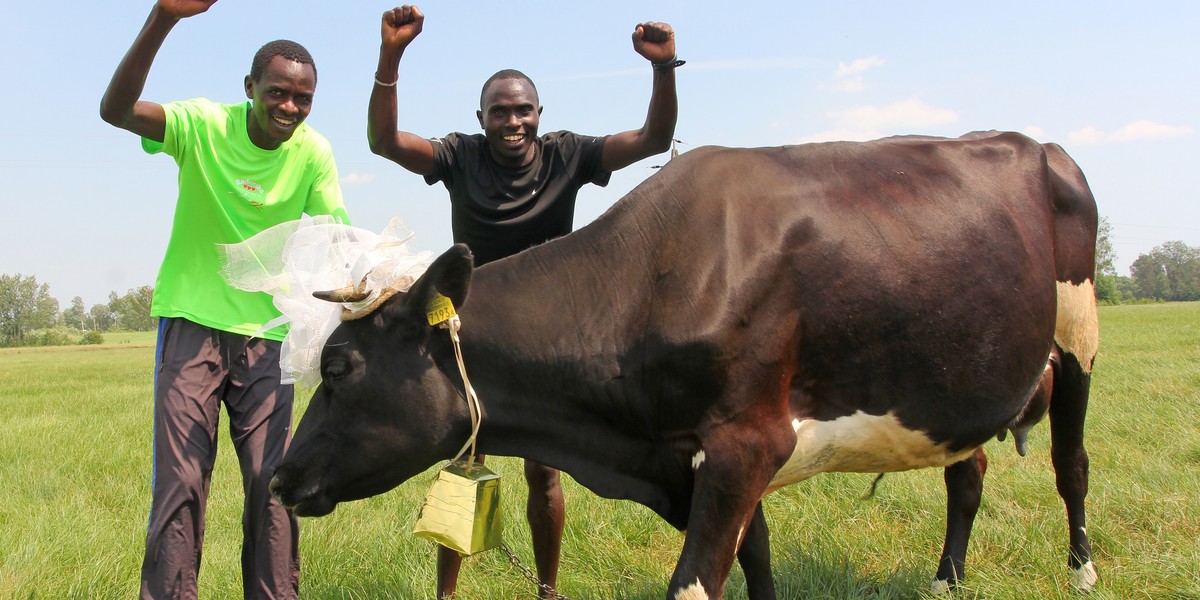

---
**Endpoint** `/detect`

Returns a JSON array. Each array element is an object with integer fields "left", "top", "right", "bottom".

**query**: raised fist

[
  {"left": 382, "top": 5, "right": 425, "bottom": 50},
  {"left": 156, "top": 0, "right": 218, "bottom": 20},
  {"left": 632, "top": 21, "right": 676, "bottom": 64}
]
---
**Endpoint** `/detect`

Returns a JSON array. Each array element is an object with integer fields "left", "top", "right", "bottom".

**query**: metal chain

[{"left": 500, "top": 543, "right": 571, "bottom": 600}]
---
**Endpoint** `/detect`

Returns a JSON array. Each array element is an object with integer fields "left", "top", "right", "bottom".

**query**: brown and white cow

[{"left": 270, "top": 132, "right": 1099, "bottom": 599}]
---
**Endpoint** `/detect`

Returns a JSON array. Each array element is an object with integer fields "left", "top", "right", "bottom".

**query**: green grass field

[{"left": 1, "top": 303, "right": 1197, "bottom": 599}]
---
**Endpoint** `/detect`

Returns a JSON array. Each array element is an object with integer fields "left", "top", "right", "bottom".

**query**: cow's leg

[
  {"left": 669, "top": 477, "right": 760, "bottom": 599},
  {"left": 435, "top": 452, "right": 485, "bottom": 599},
  {"left": 669, "top": 419, "right": 793, "bottom": 600},
  {"left": 435, "top": 457, "right": 565, "bottom": 599},
  {"left": 736, "top": 501, "right": 776, "bottom": 600},
  {"left": 933, "top": 448, "right": 988, "bottom": 594},
  {"left": 524, "top": 459, "right": 565, "bottom": 598},
  {"left": 435, "top": 544, "right": 463, "bottom": 599},
  {"left": 1049, "top": 352, "right": 1097, "bottom": 592},
  {"left": 434, "top": 456, "right": 564, "bottom": 597}
]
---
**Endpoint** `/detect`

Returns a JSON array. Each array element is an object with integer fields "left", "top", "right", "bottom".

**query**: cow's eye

[{"left": 324, "top": 359, "right": 349, "bottom": 381}]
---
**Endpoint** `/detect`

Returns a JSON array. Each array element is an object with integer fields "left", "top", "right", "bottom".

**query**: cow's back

[{"left": 582, "top": 133, "right": 1061, "bottom": 457}]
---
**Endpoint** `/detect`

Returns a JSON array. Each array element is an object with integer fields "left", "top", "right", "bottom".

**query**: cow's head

[{"left": 270, "top": 244, "right": 475, "bottom": 517}]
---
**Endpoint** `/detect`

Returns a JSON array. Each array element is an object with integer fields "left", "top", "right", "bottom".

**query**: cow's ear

[{"left": 403, "top": 243, "right": 474, "bottom": 321}]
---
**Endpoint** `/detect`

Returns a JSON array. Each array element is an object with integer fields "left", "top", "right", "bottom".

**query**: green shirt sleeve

[{"left": 303, "top": 139, "right": 351, "bottom": 225}]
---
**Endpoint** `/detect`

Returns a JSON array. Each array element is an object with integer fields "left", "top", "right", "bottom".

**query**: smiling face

[
  {"left": 244, "top": 55, "right": 316, "bottom": 150},
  {"left": 476, "top": 76, "right": 542, "bottom": 168}
]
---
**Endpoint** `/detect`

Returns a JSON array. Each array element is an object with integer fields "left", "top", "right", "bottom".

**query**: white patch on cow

[
  {"left": 692, "top": 450, "right": 706, "bottom": 470},
  {"left": 674, "top": 579, "right": 709, "bottom": 600},
  {"left": 766, "top": 411, "right": 976, "bottom": 492},
  {"left": 1056, "top": 279, "right": 1099, "bottom": 373},
  {"left": 1071, "top": 560, "right": 1098, "bottom": 592},
  {"left": 930, "top": 578, "right": 952, "bottom": 595}
]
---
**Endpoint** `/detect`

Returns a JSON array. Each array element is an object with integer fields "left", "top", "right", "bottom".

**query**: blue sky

[{"left": 2, "top": 1, "right": 1196, "bottom": 307}]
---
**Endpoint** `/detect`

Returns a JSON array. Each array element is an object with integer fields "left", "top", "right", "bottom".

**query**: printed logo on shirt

[{"left": 235, "top": 179, "right": 267, "bottom": 209}]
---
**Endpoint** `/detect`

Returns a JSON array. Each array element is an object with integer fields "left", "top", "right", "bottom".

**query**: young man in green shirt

[{"left": 100, "top": 1, "right": 349, "bottom": 598}]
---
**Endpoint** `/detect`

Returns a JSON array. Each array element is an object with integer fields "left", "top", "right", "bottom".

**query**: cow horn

[
  {"left": 312, "top": 275, "right": 418, "bottom": 321},
  {"left": 313, "top": 273, "right": 373, "bottom": 303},
  {"left": 340, "top": 276, "right": 415, "bottom": 321},
  {"left": 313, "top": 285, "right": 369, "bottom": 303}
]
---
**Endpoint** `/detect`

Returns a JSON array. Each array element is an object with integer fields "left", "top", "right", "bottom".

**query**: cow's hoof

[
  {"left": 1071, "top": 561, "right": 1098, "bottom": 593},
  {"left": 930, "top": 578, "right": 953, "bottom": 595}
]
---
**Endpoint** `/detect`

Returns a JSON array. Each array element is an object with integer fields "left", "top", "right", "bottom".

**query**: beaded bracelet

[{"left": 374, "top": 75, "right": 399, "bottom": 87}]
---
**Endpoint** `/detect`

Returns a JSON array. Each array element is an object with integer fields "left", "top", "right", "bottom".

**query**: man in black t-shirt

[
  {"left": 367, "top": 5, "right": 679, "bottom": 598},
  {"left": 422, "top": 127, "right": 610, "bottom": 266}
]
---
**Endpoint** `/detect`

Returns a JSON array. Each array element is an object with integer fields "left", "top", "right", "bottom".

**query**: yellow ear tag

[{"left": 426, "top": 292, "right": 457, "bottom": 326}]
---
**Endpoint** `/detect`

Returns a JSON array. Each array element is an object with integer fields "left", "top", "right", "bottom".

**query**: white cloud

[
  {"left": 1022, "top": 125, "right": 1048, "bottom": 140},
  {"left": 837, "top": 56, "right": 886, "bottom": 78},
  {"left": 1110, "top": 120, "right": 1193, "bottom": 142},
  {"left": 342, "top": 172, "right": 377, "bottom": 185},
  {"left": 828, "top": 56, "right": 885, "bottom": 93},
  {"left": 1067, "top": 120, "right": 1194, "bottom": 145},
  {"left": 1067, "top": 127, "right": 1106, "bottom": 146},
  {"left": 829, "top": 98, "right": 959, "bottom": 131}
]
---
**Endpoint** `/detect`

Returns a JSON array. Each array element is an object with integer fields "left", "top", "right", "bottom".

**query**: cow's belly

[{"left": 765, "top": 411, "right": 977, "bottom": 493}]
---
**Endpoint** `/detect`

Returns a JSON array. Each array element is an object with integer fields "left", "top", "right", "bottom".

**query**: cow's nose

[
  {"left": 268, "top": 474, "right": 286, "bottom": 503},
  {"left": 268, "top": 466, "right": 296, "bottom": 505}
]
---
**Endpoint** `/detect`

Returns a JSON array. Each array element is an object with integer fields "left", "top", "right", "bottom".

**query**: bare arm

[
  {"left": 600, "top": 21, "right": 680, "bottom": 172},
  {"left": 367, "top": 5, "right": 437, "bottom": 177},
  {"left": 99, "top": 0, "right": 217, "bottom": 141}
]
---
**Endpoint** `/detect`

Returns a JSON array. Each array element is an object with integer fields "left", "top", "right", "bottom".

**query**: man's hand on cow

[
  {"left": 156, "top": 0, "right": 217, "bottom": 20},
  {"left": 382, "top": 5, "right": 424, "bottom": 50},
  {"left": 632, "top": 21, "right": 677, "bottom": 64}
]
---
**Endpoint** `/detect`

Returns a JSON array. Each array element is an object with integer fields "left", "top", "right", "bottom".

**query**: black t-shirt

[{"left": 425, "top": 131, "right": 611, "bottom": 266}]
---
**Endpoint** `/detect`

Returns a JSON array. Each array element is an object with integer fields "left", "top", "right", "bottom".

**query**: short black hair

[
  {"left": 479, "top": 69, "right": 537, "bottom": 109},
  {"left": 251, "top": 39, "right": 317, "bottom": 84}
]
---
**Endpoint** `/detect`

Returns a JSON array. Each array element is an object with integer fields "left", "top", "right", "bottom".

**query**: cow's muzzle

[{"left": 269, "top": 466, "right": 336, "bottom": 517}]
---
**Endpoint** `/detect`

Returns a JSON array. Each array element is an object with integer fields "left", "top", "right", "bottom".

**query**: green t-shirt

[{"left": 143, "top": 98, "right": 350, "bottom": 341}]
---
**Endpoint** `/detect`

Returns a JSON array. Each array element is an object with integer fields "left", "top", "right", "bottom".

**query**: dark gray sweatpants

[{"left": 141, "top": 317, "right": 299, "bottom": 600}]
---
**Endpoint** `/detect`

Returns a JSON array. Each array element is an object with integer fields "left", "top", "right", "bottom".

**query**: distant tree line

[
  {"left": 1, "top": 218, "right": 1196, "bottom": 346},
  {"left": 1094, "top": 217, "right": 1200, "bottom": 304},
  {"left": 0, "top": 274, "right": 155, "bottom": 348}
]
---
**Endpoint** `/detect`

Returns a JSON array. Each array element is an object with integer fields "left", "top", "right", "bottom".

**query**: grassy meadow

[{"left": 1, "top": 303, "right": 1198, "bottom": 599}]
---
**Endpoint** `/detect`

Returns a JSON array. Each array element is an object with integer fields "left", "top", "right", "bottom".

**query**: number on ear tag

[{"left": 427, "top": 292, "right": 457, "bottom": 326}]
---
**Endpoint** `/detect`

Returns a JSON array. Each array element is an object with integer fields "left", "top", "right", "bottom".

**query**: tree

[
  {"left": 1112, "top": 275, "right": 1139, "bottom": 302},
  {"left": 1093, "top": 275, "right": 1119, "bottom": 305},
  {"left": 1095, "top": 216, "right": 1117, "bottom": 278},
  {"left": 1130, "top": 241, "right": 1200, "bottom": 301},
  {"left": 62, "top": 296, "right": 88, "bottom": 331},
  {"left": 1156, "top": 241, "right": 1200, "bottom": 301},
  {"left": 0, "top": 273, "right": 61, "bottom": 346},
  {"left": 1132, "top": 253, "right": 1168, "bottom": 299},
  {"left": 89, "top": 303, "right": 117, "bottom": 333},
  {"left": 109, "top": 286, "right": 156, "bottom": 331},
  {"left": 1093, "top": 217, "right": 1122, "bottom": 303}
]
